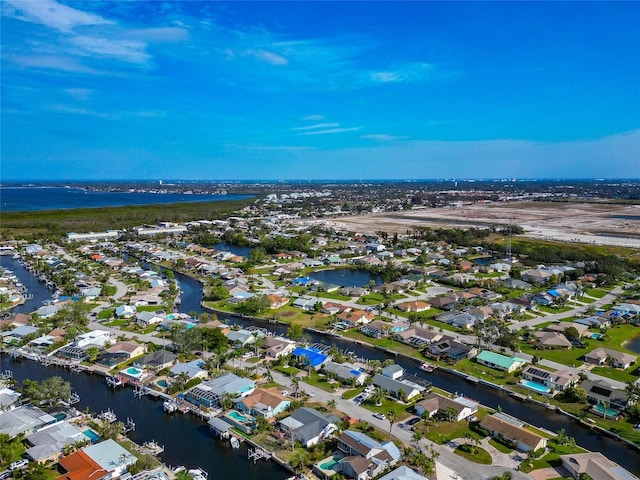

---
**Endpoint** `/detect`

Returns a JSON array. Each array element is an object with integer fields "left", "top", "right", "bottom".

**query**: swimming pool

[
  {"left": 157, "top": 379, "right": 169, "bottom": 388},
  {"left": 54, "top": 413, "right": 66, "bottom": 422},
  {"left": 120, "top": 366, "right": 146, "bottom": 380},
  {"left": 593, "top": 404, "right": 619, "bottom": 417},
  {"left": 589, "top": 333, "right": 603, "bottom": 340},
  {"left": 320, "top": 458, "right": 340, "bottom": 471},
  {"left": 521, "top": 380, "right": 551, "bottom": 394},
  {"left": 83, "top": 429, "right": 100, "bottom": 443},
  {"left": 228, "top": 411, "right": 250, "bottom": 423}
]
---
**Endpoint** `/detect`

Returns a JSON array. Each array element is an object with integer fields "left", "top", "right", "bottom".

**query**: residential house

[
  {"left": 546, "top": 322, "right": 589, "bottom": 338},
  {"left": 323, "top": 362, "right": 368, "bottom": 385},
  {"left": 428, "top": 296, "right": 457, "bottom": 311},
  {"left": 531, "top": 331, "right": 573, "bottom": 349},
  {"left": 64, "top": 439, "right": 136, "bottom": 480},
  {"left": 279, "top": 407, "right": 339, "bottom": 447},
  {"left": 292, "top": 297, "right": 317, "bottom": 311},
  {"left": 104, "top": 341, "right": 146, "bottom": 359},
  {"left": 267, "top": 294, "right": 289, "bottom": 309},
  {"left": 581, "top": 379, "right": 632, "bottom": 414},
  {"left": 170, "top": 359, "right": 207, "bottom": 380},
  {"left": 521, "top": 269, "right": 553, "bottom": 285},
  {"left": 337, "top": 430, "right": 401, "bottom": 479},
  {"left": 396, "top": 301, "right": 431, "bottom": 313},
  {"left": 134, "top": 351, "right": 177, "bottom": 371},
  {"left": 25, "top": 421, "right": 88, "bottom": 463},
  {"left": 340, "top": 287, "right": 367, "bottom": 298},
  {"left": 521, "top": 365, "right": 579, "bottom": 392},
  {"left": 476, "top": 351, "right": 527, "bottom": 373},
  {"left": 479, "top": 415, "right": 547, "bottom": 452},
  {"left": 382, "top": 364, "right": 404, "bottom": 380},
  {"left": 0, "top": 405, "right": 56, "bottom": 437},
  {"left": 114, "top": 305, "right": 136, "bottom": 318},
  {"left": 371, "top": 374, "right": 425, "bottom": 401},
  {"left": 186, "top": 373, "right": 255, "bottom": 408},
  {"left": 291, "top": 346, "right": 328, "bottom": 368},
  {"left": 135, "top": 311, "right": 164, "bottom": 327},
  {"left": 322, "top": 302, "right": 351, "bottom": 315},
  {"left": 394, "top": 327, "right": 443, "bottom": 349},
  {"left": 502, "top": 278, "right": 532, "bottom": 290},
  {"left": 584, "top": 348, "right": 637, "bottom": 369},
  {"left": 234, "top": 387, "right": 290, "bottom": 419},
  {"left": 414, "top": 393, "right": 478, "bottom": 422},
  {"left": 264, "top": 336, "right": 297, "bottom": 359},
  {"left": 561, "top": 452, "right": 638, "bottom": 480},
  {"left": 338, "top": 310, "right": 375, "bottom": 327},
  {"left": 0, "top": 387, "right": 22, "bottom": 412},
  {"left": 377, "top": 466, "right": 428, "bottom": 480},
  {"left": 428, "top": 336, "right": 477, "bottom": 361}
]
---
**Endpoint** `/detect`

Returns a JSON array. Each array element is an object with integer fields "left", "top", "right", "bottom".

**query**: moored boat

[{"left": 419, "top": 363, "right": 434, "bottom": 373}]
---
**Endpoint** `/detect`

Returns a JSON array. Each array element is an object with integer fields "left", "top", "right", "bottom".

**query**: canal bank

[
  {"left": 7, "top": 253, "right": 640, "bottom": 475},
  {"left": 2, "top": 357, "right": 289, "bottom": 480}
]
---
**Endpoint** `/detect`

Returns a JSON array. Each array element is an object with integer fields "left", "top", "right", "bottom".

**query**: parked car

[
  {"left": 9, "top": 460, "right": 28, "bottom": 471},
  {"left": 373, "top": 413, "right": 386, "bottom": 420},
  {"left": 364, "top": 385, "right": 375, "bottom": 393}
]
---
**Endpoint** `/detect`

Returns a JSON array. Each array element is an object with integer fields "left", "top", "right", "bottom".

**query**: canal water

[
  {"left": 3, "top": 358, "right": 288, "bottom": 480},
  {"left": 0, "top": 255, "right": 55, "bottom": 314},
  {"left": 308, "top": 268, "right": 383, "bottom": 287},
  {"left": 624, "top": 335, "right": 640, "bottom": 355},
  {"left": 213, "top": 243, "right": 252, "bottom": 258},
  {"left": 5, "top": 254, "right": 640, "bottom": 474}
]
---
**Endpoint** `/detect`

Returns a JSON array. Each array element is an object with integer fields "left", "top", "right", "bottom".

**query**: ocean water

[{"left": 0, "top": 187, "right": 251, "bottom": 212}]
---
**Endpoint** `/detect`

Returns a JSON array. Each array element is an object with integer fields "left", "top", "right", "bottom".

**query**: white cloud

[
  {"left": 246, "top": 49, "right": 289, "bottom": 66},
  {"left": 368, "top": 62, "right": 435, "bottom": 84},
  {"left": 128, "top": 27, "right": 189, "bottom": 42},
  {"left": 303, "top": 114, "right": 325, "bottom": 121},
  {"left": 64, "top": 88, "right": 92, "bottom": 100},
  {"left": 292, "top": 123, "right": 340, "bottom": 131},
  {"left": 3, "top": 0, "right": 113, "bottom": 32},
  {"left": 300, "top": 127, "right": 361, "bottom": 136},
  {"left": 9, "top": 55, "right": 98, "bottom": 73},
  {"left": 361, "top": 134, "right": 405, "bottom": 141},
  {"left": 69, "top": 36, "right": 150, "bottom": 65}
]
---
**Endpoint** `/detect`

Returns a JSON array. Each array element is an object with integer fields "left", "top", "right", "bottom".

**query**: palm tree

[
  {"left": 327, "top": 399, "right": 337, "bottom": 410},
  {"left": 370, "top": 387, "right": 384, "bottom": 407},
  {"left": 412, "top": 431, "right": 423, "bottom": 450},
  {"left": 387, "top": 411, "right": 397, "bottom": 439}
]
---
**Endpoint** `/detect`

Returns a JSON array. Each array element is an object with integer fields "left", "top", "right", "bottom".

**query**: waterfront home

[
  {"left": 264, "top": 336, "right": 297, "bottom": 359},
  {"left": 581, "top": 379, "right": 632, "bottom": 414},
  {"left": 340, "top": 287, "right": 367, "bottom": 298},
  {"left": 185, "top": 373, "right": 255, "bottom": 408},
  {"left": 414, "top": 393, "right": 478, "bottom": 422},
  {"left": 226, "top": 328, "right": 262, "bottom": 347},
  {"left": 1, "top": 325, "right": 39, "bottom": 344},
  {"left": 371, "top": 374, "right": 424, "bottom": 401},
  {"left": 234, "top": 387, "right": 290, "bottom": 419},
  {"left": 292, "top": 297, "right": 318, "bottom": 311},
  {"left": 584, "top": 348, "right": 637, "bottom": 369},
  {"left": 336, "top": 430, "right": 401, "bottom": 479},
  {"left": 561, "top": 452, "right": 638, "bottom": 480},
  {"left": 34, "top": 304, "right": 63, "bottom": 318},
  {"left": 104, "top": 341, "right": 146, "bottom": 360},
  {"left": 360, "top": 320, "right": 405, "bottom": 339},
  {"left": 279, "top": 407, "right": 339, "bottom": 448},
  {"left": 476, "top": 350, "right": 527, "bottom": 373},
  {"left": 378, "top": 466, "right": 428, "bottom": 480},
  {"left": 75, "top": 330, "right": 113, "bottom": 349},
  {"left": 134, "top": 350, "right": 177, "bottom": 371},
  {"left": 393, "top": 326, "right": 443, "bottom": 349},
  {"left": 479, "top": 415, "right": 547, "bottom": 452},
  {"left": 323, "top": 362, "right": 368, "bottom": 385},
  {"left": 338, "top": 310, "right": 375, "bottom": 327},
  {"left": 428, "top": 336, "right": 477, "bottom": 361},
  {"left": 382, "top": 364, "right": 404, "bottom": 380},
  {"left": 0, "top": 405, "right": 56, "bottom": 437},
  {"left": 521, "top": 365, "right": 579, "bottom": 392},
  {"left": 0, "top": 312, "right": 30, "bottom": 329},
  {"left": 0, "top": 387, "right": 21, "bottom": 411},
  {"left": 531, "top": 331, "right": 573, "bottom": 349},
  {"left": 58, "top": 439, "right": 136, "bottom": 480},
  {"left": 25, "top": 421, "right": 88, "bottom": 463},
  {"left": 170, "top": 359, "right": 207, "bottom": 380},
  {"left": 396, "top": 301, "right": 431, "bottom": 313},
  {"left": 292, "top": 346, "right": 329, "bottom": 369},
  {"left": 322, "top": 301, "right": 351, "bottom": 315},
  {"left": 267, "top": 294, "right": 289, "bottom": 309}
]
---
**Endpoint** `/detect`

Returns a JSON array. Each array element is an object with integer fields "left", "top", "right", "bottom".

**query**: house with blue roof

[
  {"left": 292, "top": 346, "right": 328, "bottom": 368},
  {"left": 292, "top": 276, "right": 315, "bottom": 287}
]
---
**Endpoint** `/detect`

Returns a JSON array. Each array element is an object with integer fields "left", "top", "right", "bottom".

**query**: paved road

[{"left": 244, "top": 362, "right": 532, "bottom": 480}]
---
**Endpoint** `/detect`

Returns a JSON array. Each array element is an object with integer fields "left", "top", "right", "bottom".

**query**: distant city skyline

[{"left": 2, "top": 1, "right": 639, "bottom": 180}]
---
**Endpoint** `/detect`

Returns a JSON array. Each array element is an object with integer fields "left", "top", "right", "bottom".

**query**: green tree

[{"left": 287, "top": 323, "right": 304, "bottom": 341}]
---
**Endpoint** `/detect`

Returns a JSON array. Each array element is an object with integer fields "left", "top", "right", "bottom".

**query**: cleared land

[{"left": 324, "top": 201, "right": 640, "bottom": 248}]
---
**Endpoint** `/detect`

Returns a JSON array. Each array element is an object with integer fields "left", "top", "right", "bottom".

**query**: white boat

[
  {"left": 163, "top": 399, "right": 178, "bottom": 413},
  {"left": 187, "top": 468, "right": 208, "bottom": 480},
  {"left": 230, "top": 437, "right": 240, "bottom": 448},
  {"left": 419, "top": 363, "right": 435, "bottom": 373}
]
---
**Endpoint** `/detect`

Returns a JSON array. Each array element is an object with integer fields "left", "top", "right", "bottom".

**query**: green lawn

[
  {"left": 342, "top": 386, "right": 365, "bottom": 400},
  {"left": 537, "top": 305, "right": 573, "bottom": 314},
  {"left": 519, "top": 441, "right": 586, "bottom": 473},
  {"left": 591, "top": 365, "right": 639, "bottom": 384},
  {"left": 489, "top": 438, "right": 513, "bottom": 453},
  {"left": 361, "top": 396, "right": 414, "bottom": 421},
  {"left": 586, "top": 288, "right": 608, "bottom": 298},
  {"left": 454, "top": 445, "right": 492, "bottom": 464},
  {"left": 418, "top": 410, "right": 489, "bottom": 444},
  {"left": 301, "top": 372, "right": 337, "bottom": 392},
  {"left": 308, "top": 291, "right": 352, "bottom": 301},
  {"left": 341, "top": 330, "right": 424, "bottom": 358}
]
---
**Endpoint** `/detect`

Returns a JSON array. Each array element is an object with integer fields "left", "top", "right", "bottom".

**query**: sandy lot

[{"left": 317, "top": 202, "right": 640, "bottom": 248}]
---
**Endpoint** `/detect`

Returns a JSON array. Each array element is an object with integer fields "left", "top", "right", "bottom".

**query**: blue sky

[{"left": 1, "top": 1, "right": 639, "bottom": 180}]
